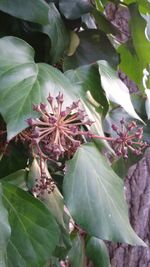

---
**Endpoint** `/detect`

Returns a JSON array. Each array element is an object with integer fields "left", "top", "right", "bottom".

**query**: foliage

[{"left": 0, "top": 0, "right": 150, "bottom": 266}]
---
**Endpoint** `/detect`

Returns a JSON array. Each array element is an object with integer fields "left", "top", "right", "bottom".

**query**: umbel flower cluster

[
  {"left": 27, "top": 93, "right": 93, "bottom": 161},
  {"left": 27, "top": 93, "right": 147, "bottom": 162},
  {"left": 110, "top": 119, "right": 147, "bottom": 159}
]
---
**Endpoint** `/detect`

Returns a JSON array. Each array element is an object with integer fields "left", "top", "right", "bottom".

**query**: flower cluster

[
  {"left": 27, "top": 93, "right": 147, "bottom": 163},
  {"left": 110, "top": 119, "right": 147, "bottom": 159},
  {"left": 32, "top": 171, "right": 55, "bottom": 197},
  {"left": 27, "top": 93, "right": 93, "bottom": 161}
]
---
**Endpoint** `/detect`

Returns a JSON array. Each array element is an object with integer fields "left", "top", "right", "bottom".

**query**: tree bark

[{"left": 108, "top": 148, "right": 150, "bottom": 267}]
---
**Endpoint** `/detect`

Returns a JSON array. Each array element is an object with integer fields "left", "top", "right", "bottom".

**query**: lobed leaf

[{"left": 0, "top": 36, "right": 77, "bottom": 140}]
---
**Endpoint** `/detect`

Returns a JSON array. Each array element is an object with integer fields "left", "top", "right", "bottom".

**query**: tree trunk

[{"left": 108, "top": 148, "right": 150, "bottom": 267}]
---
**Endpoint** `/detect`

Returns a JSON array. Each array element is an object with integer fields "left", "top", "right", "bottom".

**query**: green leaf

[
  {"left": 63, "top": 142, "right": 146, "bottom": 245},
  {"left": 65, "top": 64, "right": 108, "bottom": 114},
  {"left": 0, "top": 184, "right": 11, "bottom": 267},
  {"left": 129, "top": 4, "right": 150, "bottom": 67},
  {"left": 43, "top": 3, "right": 70, "bottom": 63},
  {"left": 1, "top": 182, "right": 60, "bottom": 267},
  {"left": 0, "top": 36, "right": 77, "bottom": 140},
  {"left": 0, "top": 0, "right": 49, "bottom": 25},
  {"left": 68, "top": 234, "right": 84, "bottom": 267},
  {"left": 123, "top": 0, "right": 150, "bottom": 13},
  {"left": 86, "top": 237, "right": 110, "bottom": 267},
  {"left": 118, "top": 43, "right": 144, "bottom": 90},
  {"left": 0, "top": 143, "right": 28, "bottom": 178},
  {"left": 63, "top": 30, "right": 119, "bottom": 70},
  {"left": 1, "top": 169, "right": 28, "bottom": 189},
  {"left": 98, "top": 60, "right": 143, "bottom": 121},
  {"left": 59, "top": 0, "right": 92, "bottom": 19},
  {"left": 65, "top": 65, "right": 113, "bottom": 151},
  {"left": 0, "top": 1, "right": 69, "bottom": 63},
  {"left": 28, "top": 159, "right": 65, "bottom": 227},
  {"left": 92, "top": 9, "right": 118, "bottom": 35}
]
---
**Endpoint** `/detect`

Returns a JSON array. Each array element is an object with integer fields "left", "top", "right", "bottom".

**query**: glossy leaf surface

[
  {"left": 98, "top": 60, "right": 142, "bottom": 121},
  {"left": 0, "top": 36, "right": 77, "bottom": 140},
  {"left": 63, "top": 143, "right": 146, "bottom": 245},
  {"left": 1, "top": 182, "right": 60, "bottom": 267}
]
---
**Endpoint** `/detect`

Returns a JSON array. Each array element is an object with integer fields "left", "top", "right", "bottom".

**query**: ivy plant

[{"left": 0, "top": 0, "right": 150, "bottom": 266}]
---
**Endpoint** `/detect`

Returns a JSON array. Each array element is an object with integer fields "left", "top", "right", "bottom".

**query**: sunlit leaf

[
  {"left": 98, "top": 60, "right": 143, "bottom": 121},
  {"left": 129, "top": 4, "right": 150, "bottom": 67}
]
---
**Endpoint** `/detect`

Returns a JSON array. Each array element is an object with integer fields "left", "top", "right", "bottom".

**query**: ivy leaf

[
  {"left": 86, "top": 237, "right": 110, "bottom": 267},
  {"left": 28, "top": 159, "right": 65, "bottom": 227},
  {"left": 123, "top": 0, "right": 150, "bottom": 13},
  {"left": 129, "top": 4, "right": 150, "bottom": 67},
  {"left": 92, "top": 9, "right": 118, "bottom": 35},
  {"left": 0, "top": 36, "right": 77, "bottom": 140},
  {"left": 63, "top": 143, "right": 146, "bottom": 246},
  {"left": 0, "top": 143, "right": 28, "bottom": 178},
  {"left": 68, "top": 234, "right": 84, "bottom": 267},
  {"left": 0, "top": 1, "right": 69, "bottom": 63},
  {"left": 63, "top": 30, "right": 119, "bottom": 70},
  {"left": 98, "top": 60, "right": 143, "bottom": 121},
  {"left": 65, "top": 65, "right": 112, "bottom": 151},
  {"left": 0, "top": 184, "right": 11, "bottom": 267},
  {"left": 0, "top": 0, "right": 49, "bottom": 25},
  {"left": 65, "top": 64, "right": 109, "bottom": 114},
  {"left": 118, "top": 43, "right": 144, "bottom": 90},
  {"left": 43, "top": 3, "right": 70, "bottom": 63},
  {"left": 1, "top": 182, "right": 60, "bottom": 267},
  {"left": 59, "top": 0, "right": 92, "bottom": 19},
  {"left": 1, "top": 169, "right": 28, "bottom": 189}
]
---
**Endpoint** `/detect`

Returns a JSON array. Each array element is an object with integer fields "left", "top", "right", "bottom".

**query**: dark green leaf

[
  {"left": 86, "top": 237, "right": 110, "bottom": 267},
  {"left": 0, "top": 184, "right": 11, "bottom": 267},
  {"left": 112, "top": 149, "right": 143, "bottom": 178},
  {"left": 63, "top": 30, "right": 119, "bottom": 70},
  {"left": 59, "top": 0, "right": 92, "bottom": 19},
  {"left": 0, "top": 0, "right": 49, "bottom": 25},
  {"left": 92, "top": 9, "right": 118, "bottom": 35},
  {"left": 43, "top": 3, "right": 70, "bottom": 63},
  {"left": 0, "top": 1, "right": 69, "bottom": 63},
  {"left": 68, "top": 234, "right": 84, "bottom": 267},
  {"left": 98, "top": 60, "right": 143, "bottom": 121},
  {"left": 1, "top": 182, "right": 60, "bottom": 267},
  {"left": 63, "top": 142, "right": 146, "bottom": 245},
  {"left": 0, "top": 36, "right": 77, "bottom": 140},
  {"left": 0, "top": 143, "right": 28, "bottom": 178},
  {"left": 65, "top": 64, "right": 108, "bottom": 113},
  {"left": 65, "top": 65, "right": 112, "bottom": 151}
]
